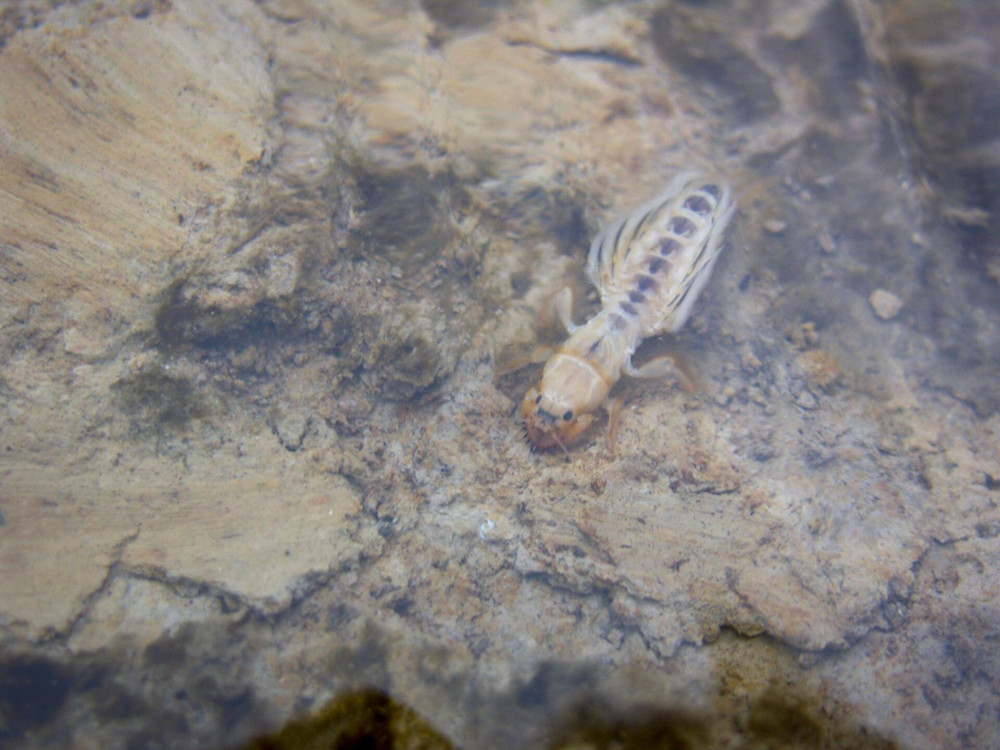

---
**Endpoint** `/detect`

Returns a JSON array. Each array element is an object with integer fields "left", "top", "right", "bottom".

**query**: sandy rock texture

[{"left": 1, "top": 0, "right": 999, "bottom": 748}]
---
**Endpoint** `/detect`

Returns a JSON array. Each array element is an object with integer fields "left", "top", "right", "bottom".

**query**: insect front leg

[
  {"left": 498, "top": 345, "right": 554, "bottom": 379},
  {"left": 623, "top": 354, "right": 696, "bottom": 392},
  {"left": 552, "top": 287, "right": 579, "bottom": 334},
  {"left": 604, "top": 394, "right": 624, "bottom": 455}
]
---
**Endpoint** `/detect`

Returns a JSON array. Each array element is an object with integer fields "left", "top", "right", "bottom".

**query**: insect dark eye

[
  {"left": 535, "top": 395, "right": 542, "bottom": 404},
  {"left": 563, "top": 411, "right": 573, "bottom": 421}
]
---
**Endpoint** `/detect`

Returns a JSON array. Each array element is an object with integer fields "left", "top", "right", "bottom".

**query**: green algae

[{"left": 243, "top": 689, "right": 454, "bottom": 750}]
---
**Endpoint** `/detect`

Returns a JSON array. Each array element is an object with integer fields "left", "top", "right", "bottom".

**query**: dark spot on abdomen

[
  {"left": 667, "top": 217, "right": 696, "bottom": 237},
  {"left": 637, "top": 274, "right": 659, "bottom": 293},
  {"left": 658, "top": 238, "right": 681, "bottom": 256},
  {"left": 609, "top": 313, "right": 629, "bottom": 331},
  {"left": 619, "top": 300, "right": 638, "bottom": 316},
  {"left": 628, "top": 289, "right": 645, "bottom": 304},
  {"left": 683, "top": 194, "right": 712, "bottom": 215},
  {"left": 648, "top": 256, "right": 672, "bottom": 274},
  {"left": 701, "top": 184, "right": 721, "bottom": 200}
]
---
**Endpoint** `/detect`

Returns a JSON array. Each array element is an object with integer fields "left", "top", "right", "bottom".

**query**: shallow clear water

[{"left": 1, "top": 1, "right": 999, "bottom": 748}]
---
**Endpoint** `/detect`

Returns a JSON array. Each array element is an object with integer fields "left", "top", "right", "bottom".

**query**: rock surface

[{"left": 1, "top": 1, "right": 999, "bottom": 748}]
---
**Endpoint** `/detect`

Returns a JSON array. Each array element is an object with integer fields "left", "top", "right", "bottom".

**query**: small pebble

[
  {"left": 764, "top": 219, "right": 787, "bottom": 234},
  {"left": 870, "top": 289, "right": 903, "bottom": 320},
  {"left": 796, "top": 390, "right": 818, "bottom": 410},
  {"left": 478, "top": 518, "right": 495, "bottom": 542},
  {"left": 715, "top": 386, "right": 736, "bottom": 406},
  {"left": 741, "top": 347, "right": 762, "bottom": 374},
  {"left": 63, "top": 327, "right": 104, "bottom": 357},
  {"left": 818, "top": 232, "right": 836, "bottom": 254}
]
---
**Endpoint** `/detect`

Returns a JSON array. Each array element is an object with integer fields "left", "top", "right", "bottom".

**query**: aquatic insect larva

[{"left": 520, "top": 172, "right": 735, "bottom": 451}]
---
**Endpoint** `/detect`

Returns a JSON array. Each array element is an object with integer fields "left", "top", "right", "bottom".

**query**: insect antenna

[{"left": 551, "top": 430, "right": 570, "bottom": 457}]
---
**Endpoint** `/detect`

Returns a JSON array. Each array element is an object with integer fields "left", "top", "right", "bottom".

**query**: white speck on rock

[
  {"left": 870, "top": 289, "right": 903, "bottom": 320},
  {"left": 818, "top": 232, "right": 837, "bottom": 254},
  {"left": 479, "top": 518, "right": 496, "bottom": 542},
  {"left": 796, "top": 390, "right": 818, "bottom": 410}
]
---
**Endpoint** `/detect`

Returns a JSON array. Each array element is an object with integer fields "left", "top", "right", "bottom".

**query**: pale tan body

[{"left": 521, "top": 172, "right": 735, "bottom": 450}]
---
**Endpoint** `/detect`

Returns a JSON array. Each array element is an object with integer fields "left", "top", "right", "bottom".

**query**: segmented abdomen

[{"left": 586, "top": 172, "right": 735, "bottom": 338}]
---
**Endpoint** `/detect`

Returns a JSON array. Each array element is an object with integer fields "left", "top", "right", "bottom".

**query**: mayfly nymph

[{"left": 520, "top": 171, "right": 735, "bottom": 451}]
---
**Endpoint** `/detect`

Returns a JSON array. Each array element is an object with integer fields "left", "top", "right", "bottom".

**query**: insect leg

[
  {"left": 604, "top": 394, "right": 624, "bottom": 455},
  {"left": 496, "top": 346, "right": 553, "bottom": 382},
  {"left": 623, "top": 354, "right": 696, "bottom": 392},
  {"left": 552, "top": 286, "right": 579, "bottom": 334}
]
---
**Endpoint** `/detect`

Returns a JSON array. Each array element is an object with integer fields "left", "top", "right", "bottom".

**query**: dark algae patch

[
  {"left": 548, "top": 703, "right": 708, "bottom": 750},
  {"left": 374, "top": 333, "right": 442, "bottom": 402},
  {"left": 243, "top": 688, "right": 455, "bottom": 750},
  {"left": 155, "top": 277, "right": 302, "bottom": 350},
  {"left": 238, "top": 675, "right": 901, "bottom": 750},
  {"left": 421, "top": 0, "right": 511, "bottom": 31},
  {"left": 0, "top": 655, "right": 73, "bottom": 740},
  {"left": 113, "top": 369, "right": 216, "bottom": 431},
  {"left": 650, "top": 1, "right": 779, "bottom": 123},
  {"left": 349, "top": 162, "right": 468, "bottom": 274},
  {"left": 0, "top": 637, "right": 904, "bottom": 750}
]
